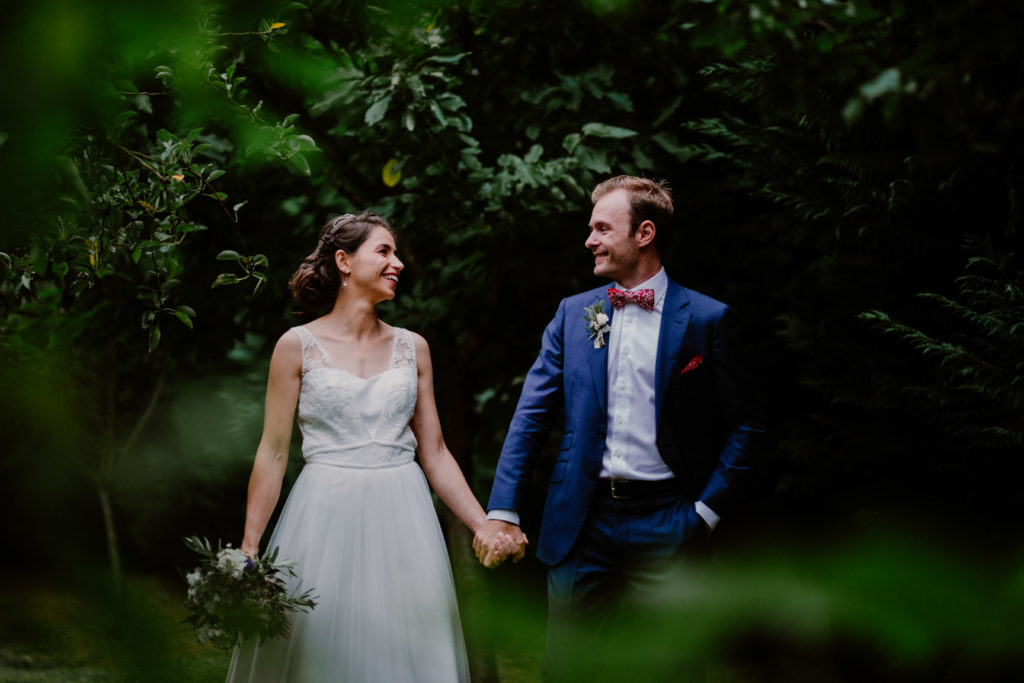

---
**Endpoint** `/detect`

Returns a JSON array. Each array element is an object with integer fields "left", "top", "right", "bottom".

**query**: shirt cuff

[
  {"left": 486, "top": 509, "right": 521, "bottom": 526},
  {"left": 694, "top": 501, "right": 719, "bottom": 530}
]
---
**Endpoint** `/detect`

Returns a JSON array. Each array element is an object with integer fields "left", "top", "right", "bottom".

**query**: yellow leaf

[
  {"left": 171, "top": 174, "right": 185, "bottom": 181},
  {"left": 382, "top": 159, "right": 402, "bottom": 188},
  {"left": 86, "top": 238, "right": 98, "bottom": 268},
  {"left": 426, "top": 22, "right": 434, "bottom": 32},
  {"left": 138, "top": 200, "right": 155, "bottom": 213},
  {"left": 270, "top": 22, "right": 286, "bottom": 29}
]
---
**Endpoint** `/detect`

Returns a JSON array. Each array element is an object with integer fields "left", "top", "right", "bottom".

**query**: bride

[{"left": 226, "top": 212, "right": 523, "bottom": 682}]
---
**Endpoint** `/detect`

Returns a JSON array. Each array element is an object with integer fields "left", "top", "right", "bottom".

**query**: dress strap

[
  {"left": 391, "top": 328, "right": 417, "bottom": 370},
  {"left": 290, "top": 326, "right": 333, "bottom": 374}
]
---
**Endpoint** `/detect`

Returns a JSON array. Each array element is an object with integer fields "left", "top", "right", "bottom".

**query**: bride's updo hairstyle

[{"left": 289, "top": 212, "right": 395, "bottom": 312}]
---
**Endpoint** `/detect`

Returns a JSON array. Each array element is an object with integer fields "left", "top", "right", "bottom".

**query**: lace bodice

[{"left": 291, "top": 326, "right": 419, "bottom": 468}]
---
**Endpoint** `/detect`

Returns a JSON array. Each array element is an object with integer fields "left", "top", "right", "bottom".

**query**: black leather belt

[{"left": 595, "top": 478, "right": 681, "bottom": 500}]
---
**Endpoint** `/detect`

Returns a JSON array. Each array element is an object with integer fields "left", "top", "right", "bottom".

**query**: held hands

[{"left": 472, "top": 520, "right": 528, "bottom": 569}]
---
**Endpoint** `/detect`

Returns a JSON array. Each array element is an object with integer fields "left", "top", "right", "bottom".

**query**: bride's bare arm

[
  {"left": 410, "top": 333, "right": 526, "bottom": 562},
  {"left": 240, "top": 331, "right": 302, "bottom": 557}
]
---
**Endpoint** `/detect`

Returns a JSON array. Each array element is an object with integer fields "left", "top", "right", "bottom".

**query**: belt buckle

[{"left": 609, "top": 479, "right": 630, "bottom": 500}]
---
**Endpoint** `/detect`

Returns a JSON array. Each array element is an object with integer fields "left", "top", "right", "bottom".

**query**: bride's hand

[
  {"left": 241, "top": 543, "right": 258, "bottom": 559},
  {"left": 473, "top": 520, "right": 528, "bottom": 568}
]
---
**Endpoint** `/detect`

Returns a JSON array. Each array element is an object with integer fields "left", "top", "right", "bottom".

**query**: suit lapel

[
  {"left": 586, "top": 290, "right": 613, "bottom": 416},
  {"left": 655, "top": 281, "right": 691, "bottom": 427}
]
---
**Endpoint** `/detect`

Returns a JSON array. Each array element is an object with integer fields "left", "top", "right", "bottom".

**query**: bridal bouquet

[{"left": 183, "top": 536, "right": 317, "bottom": 650}]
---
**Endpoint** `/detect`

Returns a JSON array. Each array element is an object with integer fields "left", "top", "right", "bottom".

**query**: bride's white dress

[{"left": 226, "top": 326, "right": 470, "bottom": 683}]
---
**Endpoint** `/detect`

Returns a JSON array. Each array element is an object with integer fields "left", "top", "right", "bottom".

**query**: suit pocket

[
  {"left": 678, "top": 502, "right": 711, "bottom": 555},
  {"left": 559, "top": 432, "right": 574, "bottom": 451},
  {"left": 550, "top": 460, "right": 567, "bottom": 484}
]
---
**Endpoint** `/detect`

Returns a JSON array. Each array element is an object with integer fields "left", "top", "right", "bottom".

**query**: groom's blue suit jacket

[{"left": 488, "top": 278, "right": 767, "bottom": 566}]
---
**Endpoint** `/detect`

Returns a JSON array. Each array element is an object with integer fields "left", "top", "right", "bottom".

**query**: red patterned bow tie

[{"left": 608, "top": 287, "right": 655, "bottom": 311}]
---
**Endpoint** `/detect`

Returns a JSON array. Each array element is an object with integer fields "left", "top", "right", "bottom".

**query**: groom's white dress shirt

[{"left": 489, "top": 268, "right": 719, "bottom": 530}]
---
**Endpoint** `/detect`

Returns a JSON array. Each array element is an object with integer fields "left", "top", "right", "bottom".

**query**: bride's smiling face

[{"left": 337, "top": 226, "right": 404, "bottom": 302}]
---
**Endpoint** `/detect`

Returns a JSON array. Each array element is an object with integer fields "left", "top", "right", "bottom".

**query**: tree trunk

[{"left": 96, "top": 477, "right": 123, "bottom": 590}]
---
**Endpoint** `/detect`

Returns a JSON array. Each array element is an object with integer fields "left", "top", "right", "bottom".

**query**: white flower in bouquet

[{"left": 216, "top": 546, "right": 252, "bottom": 578}]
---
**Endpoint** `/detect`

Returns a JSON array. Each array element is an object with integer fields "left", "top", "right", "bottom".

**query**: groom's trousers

[{"left": 544, "top": 488, "right": 709, "bottom": 682}]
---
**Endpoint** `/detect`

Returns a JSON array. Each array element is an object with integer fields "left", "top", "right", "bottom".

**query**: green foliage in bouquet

[{"left": 183, "top": 536, "right": 316, "bottom": 650}]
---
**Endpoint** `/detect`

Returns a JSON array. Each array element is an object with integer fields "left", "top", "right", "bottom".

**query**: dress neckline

[{"left": 300, "top": 325, "right": 399, "bottom": 381}]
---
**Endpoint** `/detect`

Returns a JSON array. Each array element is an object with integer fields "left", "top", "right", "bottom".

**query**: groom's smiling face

[{"left": 585, "top": 188, "right": 640, "bottom": 282}]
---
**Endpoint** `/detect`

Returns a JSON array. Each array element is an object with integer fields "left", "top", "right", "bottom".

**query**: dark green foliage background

[{"left": 1, "top": 0, "right": 1023, "bottom": 680}]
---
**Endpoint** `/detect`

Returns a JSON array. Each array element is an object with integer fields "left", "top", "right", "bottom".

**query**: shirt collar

[{"left": 614, "top": 268, "right": 667, "bottom": 314}]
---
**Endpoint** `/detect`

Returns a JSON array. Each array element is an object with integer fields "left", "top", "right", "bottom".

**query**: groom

[{"left": 474, "top": 175, "right": 766, "bottom": 677}]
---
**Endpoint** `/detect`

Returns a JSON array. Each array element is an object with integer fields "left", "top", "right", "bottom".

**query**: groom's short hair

[{"left": 591, "top": 175, "right": 673, "bottom": 251}]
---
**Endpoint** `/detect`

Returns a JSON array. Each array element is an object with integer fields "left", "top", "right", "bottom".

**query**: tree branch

[{"left": 120, "top": 364, "right": 168, "bottom": 461}]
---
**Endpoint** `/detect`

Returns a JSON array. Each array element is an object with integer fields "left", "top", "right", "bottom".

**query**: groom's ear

[{"left": 634, "top": 219, "right": 656, "bottom": 249}]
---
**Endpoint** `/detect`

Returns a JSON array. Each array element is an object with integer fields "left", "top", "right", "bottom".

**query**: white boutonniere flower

[{"left": 583, "top": 301, "right": 611, "bottom": 349}]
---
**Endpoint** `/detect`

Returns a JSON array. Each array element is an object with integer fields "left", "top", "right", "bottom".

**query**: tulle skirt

[{"left": 226, "top": 460, "right": 470, "bottom": 683}]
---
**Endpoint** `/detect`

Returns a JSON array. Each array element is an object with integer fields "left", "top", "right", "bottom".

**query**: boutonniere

[
  {"left": 679, "top": 355, "right": 703, "bottom": 374},
  {"left": 582, "top": 300, "right": 611, "bottom": 349}
]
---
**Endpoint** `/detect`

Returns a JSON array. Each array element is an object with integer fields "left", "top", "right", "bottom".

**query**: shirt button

[
  {"left": 622, "top": 349, "right": 630, "bottom": 357},
  {"left": 616, "top": 417, "right": 624, "bottom": 425}
]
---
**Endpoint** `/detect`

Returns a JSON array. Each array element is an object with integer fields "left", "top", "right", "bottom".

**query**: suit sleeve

[
  {"left": 698, "top": 307, "right": 767, "bottom": 516},
  {"left": 487, "top": 298, "right": 567, "bottom": 513}
]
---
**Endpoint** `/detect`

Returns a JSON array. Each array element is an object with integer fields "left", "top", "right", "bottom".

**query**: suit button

[{"left": 597, "top": 429, "right": 606, "bottom": 439}]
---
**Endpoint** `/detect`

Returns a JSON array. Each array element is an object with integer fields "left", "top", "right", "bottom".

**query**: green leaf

[
  {"left": 575, "top": 146, "right": 611, "bottom": 174},
  {"left": 174, "top": 311, "right": 195, "bottom": 329},
  {"left": 293, "top": 134, "right": 318, "bottom": 150},
  {"left": 404, "top": 107, "right": 416, "bottom": 132},
  {"left": 562, "top": 133, "right": 582, "bottom": 153},
  {"left": 207, "top": 169, "right": 226, "bottom": 182},
  {"left": 176, "top": 305, "right": 197, "bottom": 318},
  {"left": 582, "top": 122, "right": 638, "bottom": 139},
  {"left": 365, "top": 94, "right": 393, "bottom": 126},
  {"left": 148, "top": 325, "right": 162, "bottom": 353},
  {"left": 860, "top": 67, "right": 901, "bottom": 101},
  {"left": 212, "top": 273, "right": 240, "bottom": 288},
  {"left": 425, "top": 53, "right": 468, "bottom": 64},
  {"left": 429, "top": 101, "right": 447, "bottom": 127},
  {"left": 436, "top": 93, "right": 467, "bottom": 112},
  {"left": 605, "top": 91, "right": 633, "bottom": 112},
  {"left": 291, "top": 153, "right": 311, "bottom": 176},
  {"left": 653, "top": 96, "right": 682, "bottom": 128},
  {"left": 216, "top": 250, "right": 244, "bottom": 263}
]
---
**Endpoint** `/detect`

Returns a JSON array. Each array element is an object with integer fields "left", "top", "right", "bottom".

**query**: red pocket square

[{"left": 679, "top": 355, "right": 703, "bottom": 374}]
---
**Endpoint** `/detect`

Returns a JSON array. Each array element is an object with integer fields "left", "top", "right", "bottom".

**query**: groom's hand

[{"left": 473, "top": 520, "right": 528, "bottom": 569}]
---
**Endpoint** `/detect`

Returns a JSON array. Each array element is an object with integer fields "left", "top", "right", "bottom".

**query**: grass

[{"left": 0, "top": 570, "right": 230, "bottom": 682}]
